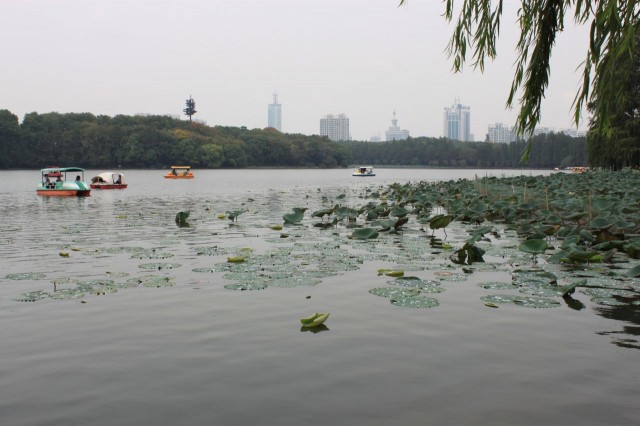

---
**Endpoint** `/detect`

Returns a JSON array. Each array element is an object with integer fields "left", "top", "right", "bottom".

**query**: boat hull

[
  {"left": 164, "top": 174, "right": 194, "bottom": 179},
  {"left": 37, "top": 189, "right": 91, "bottom": 197},
  {"left": 352, "top": 173, "right": 376, "bottom": 177},
  {"left": 90, "top": 184, "right": 128, "bottom": 189}
]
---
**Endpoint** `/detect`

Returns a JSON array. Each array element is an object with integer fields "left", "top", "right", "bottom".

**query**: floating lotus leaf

[
  {"left": 105, "top": 271, "right": 129, "bottom": 278},
  {"left": 227, "top": 256, "right": 246, "bottom": 263},
  {"left": 6, "top": 272, "right": 46, "bottom": 280},
  {"left": 351, "top": 228, "right": 378, "bottom": 240},
  {"left": 300, "top": 312, "right": 330, "bottom": 327},
  {"left": 142, "top": 276, "right": 174, "bottom": 288},
  {"left": 224, "top": 282, "right": 268, "bottom": 291},
  {"left": 192, "top": 267, "right": 218, "bottom": 273},
  {"left": 478, "top": 281, "right": 519, "bottom": 290},
  {"left": 49, "top": 289, "right": 86, "bottom": 299},
  {"left": 283, "top": 210, "right": 304, "bottom": 224},
  {"left": 519, "top": 285, "right": 563, "bottom": 298},
  {"left": 390, "top": 296, "right": 439, "bottom": 308},
  {"left": 513, "top": 296, "right": 562, "bottom": 308},
  {"left": 311, "top": 208, "right": 334, "bottom": 219},
  {"left": 369, "top": 287, "right": 421, "bottom": 298},
  {"left": 14, "top": 291, "right": 49, "bottom": 302},
  {"left": 138, "top": 262, "right": 182, "bottom": 270},
  {"left": 131, "top": 250, "right": 174, "bottom": 259},
  {"left": 519, "top": 239, "right": 548, "bottom": 255},
  {"left": 579, "top": 288, "right": 638, "bottom": 299},
  {"left": 387, "top": 276, "right": 441, "bottom": 289},
  {"left": 197, "top": 246, "right": 234, "bottom": 256},
  {"left": 481, "top": 294, "right": 521, "bottom": 304},
  {"left": 269, "top": 224, "right": 283, "bottom": 230}
]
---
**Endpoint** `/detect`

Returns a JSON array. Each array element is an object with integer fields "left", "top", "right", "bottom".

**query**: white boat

[
  {"left": 352, "top": 166, "right": 375, "bottom": 177},
  {"left": 90, "top": 172, "right": 127, "bottom": 189}
]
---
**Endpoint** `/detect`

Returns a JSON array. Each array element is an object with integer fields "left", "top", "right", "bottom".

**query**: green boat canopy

[{"left": 41, "top": 167, "right": 86, "bottom": 173}]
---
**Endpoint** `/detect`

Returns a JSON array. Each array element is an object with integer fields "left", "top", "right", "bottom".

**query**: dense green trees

[{"left": 0, "top": 110, "right": 586, "bottom": 169}]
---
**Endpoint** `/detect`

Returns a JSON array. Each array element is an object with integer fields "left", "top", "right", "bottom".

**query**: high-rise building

[
  {"left": 268, "top": 93, "right": 282, "bottom": 131},
  {"left": 487, "top": 123, "right": 515, "bottom": 143},
  {"left": 320, "top": 113, "right": 350, "bottom": 141},
  {"left": 444, "top": 99, "right": 471, "bottom": 141},
  {"left": 385, "top": 110, "right": 410, "bottom": 141}
]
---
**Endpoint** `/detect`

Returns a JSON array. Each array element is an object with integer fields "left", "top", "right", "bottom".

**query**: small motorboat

[
  {"left": 352, "top": 166, "right": 375, "bottom": 177},
  {"left": 37, "top": 167, "right": 91, "bottom": 197},
  {"left": 90, "top": 172, "right": 127, "bottom": 189},
  {"left": 165, "top": 166, "right": 194, "bottom": 179}
]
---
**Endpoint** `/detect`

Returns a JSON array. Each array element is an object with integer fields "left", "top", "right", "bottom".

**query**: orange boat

[{"left": 164, "top": 166, "right": 194, "bottom": 179}]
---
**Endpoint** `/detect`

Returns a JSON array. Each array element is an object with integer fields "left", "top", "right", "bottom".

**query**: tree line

[{"left": 0, "top": 110, "right": 587, "bottom": 170}]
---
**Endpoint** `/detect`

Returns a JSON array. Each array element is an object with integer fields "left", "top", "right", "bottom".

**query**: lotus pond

[{"left": 1, "top": 168, "right": 639, "bottom": 426}]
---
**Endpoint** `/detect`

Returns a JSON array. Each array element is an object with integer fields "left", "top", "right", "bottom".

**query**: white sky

[{"left": 2, "top": 0, "right": 590, "bottom": 141}]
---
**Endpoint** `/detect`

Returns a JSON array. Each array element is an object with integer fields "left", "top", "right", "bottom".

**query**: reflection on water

[{"left": 0, "top": 169, "right": 639, "bottom": 426}]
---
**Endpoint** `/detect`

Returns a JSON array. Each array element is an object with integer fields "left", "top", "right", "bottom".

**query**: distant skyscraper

[
  {"left": 320, "top": 113, "right": 350, "bottom": 141},
  {"left": 268, "top": 93, "right": 282, "bottom": 131},
  {"left": 487, "top": 123, "right": 515, "bottom": 143},
  {"left": 444, "top": 99, "right": 471, "bottom": 141},
  {"left": 385, "top": 110, "right": 410, "bottom": 141}
]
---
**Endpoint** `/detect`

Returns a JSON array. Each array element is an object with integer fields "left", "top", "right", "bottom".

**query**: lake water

[{"left": 1, "top": 168, "right": 638, "bottom": 426}]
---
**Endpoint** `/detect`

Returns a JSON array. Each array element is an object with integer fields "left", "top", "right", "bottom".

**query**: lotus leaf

[
  {"left": 138, "top": 262, "right": 182, "bottom": 270},
  {"left": 14, "top": 291, "right": 49, "bottom": 302},
  {"left": 390, "top": 296, "right": 439, "bottom": 308},
  {"left": 6, "top": 272, "right": 46, "bottom": 280},
  {"left": 351, "top": 228, "right": 379, "bottom": 240},
  {"left": 300, "top": 312, "right": 330, "bottom": 327},
  {"left": 519, "top": 239, "right": 548, "bottom": 255},
  {"left": 429, "top": 214, "right": 454, "bottom": 231},
  {"left": 627, "top": 264, "right": 640, "bottom": 277},
  {"left": 227, "top": 209, "right": 247, "bottom": 222},
  {"left": 224, "top": 282, "right": 268, "bottom": 291},
  {"left": 283, "top": 210, "right": 304, "bottom": 224},
  {"left": 175, "top": 211, "right": 190, "bottom": 227},
  {"left": 369, "top": 287, "right": 421, "bottom": 298}
]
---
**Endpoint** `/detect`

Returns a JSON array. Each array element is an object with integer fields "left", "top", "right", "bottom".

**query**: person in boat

[
  {"left": 183, "top": 170, "right": 189, "bottom": 176},
  {"left": 75, "top": 175, "right": 81, "bottom": 181},
  {"left": 115, "top": 175, "right": 121, "bottom": 185},
  {"left": 56, "top": 176, "right": 62, "bottom": 182},
  {"left": 172, "top": 169, "right": 178, "bottom": 176}
]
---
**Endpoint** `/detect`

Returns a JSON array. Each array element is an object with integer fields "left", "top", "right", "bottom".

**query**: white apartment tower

[
  {"left": 268, "top": 93, "right": 282, "bottom": 131},
  {"left": 320, "top": 113, "right": 350, "bottom": 141},
  {"left": 444, "top": 99, "right": 471, "bottom": 142},
  {"left": 385, "top": 110, "right": 410, "bottom": 141},
  {"left": 487, "top": 123, "right": 515, "bottom": 143}
]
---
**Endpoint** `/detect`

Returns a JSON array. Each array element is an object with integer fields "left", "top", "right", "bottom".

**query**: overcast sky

[{"left": 2, "top": 0, "right": 591, "bottom": 141}]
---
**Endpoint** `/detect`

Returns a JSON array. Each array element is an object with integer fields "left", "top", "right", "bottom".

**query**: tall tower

[
  {"left": 444, "top": 98, "right": 471, "bottom": 141},
  {"left": 268, "top": 93, "right": 282, "bottom": 131},
  {"left": 385, "top": 109, "right": 410, "bottom": 141},
  {"left": 320, "top": 113, "right": 350, "bottom": 141}
]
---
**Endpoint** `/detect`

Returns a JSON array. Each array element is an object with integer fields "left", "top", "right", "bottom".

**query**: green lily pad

[
  {"left": 369, "top": 287, "right": 421, "bottom": 298},
  {"left": 14, "top": 290, "right": 49, "bottom": 302},
  {"left": 6, "top": 272, "right": 46, "bottom": 280},
  {"left": 138, "top": 262, "right": 182, "bottom": 270},
  {"left": 519, "top": 239, "right": 548, "bottom": 255},
  {"left": 390, "top": 296, "right": 439, "bottom": 308},
  {"left": 224, "top": 282, "right": 268, "bottom": 291},
  {"left": 351, "top": 228, "right": 379, "bottom": 240}
]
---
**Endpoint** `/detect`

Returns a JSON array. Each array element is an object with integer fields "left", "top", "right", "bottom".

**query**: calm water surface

[{"left": 1, "top": 169, "right": 638, "bottom": 426}]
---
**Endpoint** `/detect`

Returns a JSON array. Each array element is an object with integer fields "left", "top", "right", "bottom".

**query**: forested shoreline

[{"left": 0, "top": 110, "right": 587, "bottom": 169}]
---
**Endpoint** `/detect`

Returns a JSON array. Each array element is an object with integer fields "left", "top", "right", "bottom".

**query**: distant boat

[
  {"left": 165, "top": 166, "right": 194, "bottom": 179},
  {"left": 90, "top": 172, "right": 127, "bottom": 189},
  {"left": 352, "top": 166, "right": 375, "bottom": 177},
  {"left": 37, "top": 167, "right": 91, "bottom": 197}
]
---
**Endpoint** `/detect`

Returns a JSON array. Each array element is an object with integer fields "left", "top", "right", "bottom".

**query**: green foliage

[{"left": 183, "top": 96, "right": 197, "bottom": 122}]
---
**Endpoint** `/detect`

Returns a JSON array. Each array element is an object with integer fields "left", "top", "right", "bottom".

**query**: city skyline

[{"left": 2, "top": 1, "right": 590, "bottom": 141}]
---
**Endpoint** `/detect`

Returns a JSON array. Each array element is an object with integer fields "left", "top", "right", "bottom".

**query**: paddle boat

[
  {"left": 37, "top": 167, "right": 91, "bottom": 197},
  {"left": 352, "top": 166, "right": 375, "bottom": 177},
  {"left": 165, "top": 166, "right": 194, "bottom": 179},
  {"left": 90, "top": 172, "right": 127, "bottom": 189}
]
